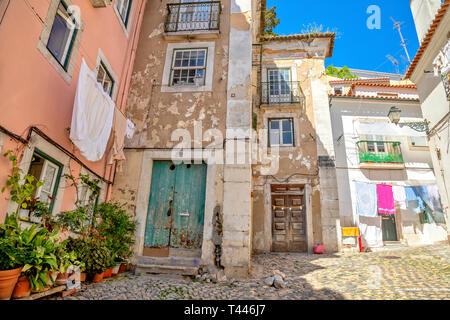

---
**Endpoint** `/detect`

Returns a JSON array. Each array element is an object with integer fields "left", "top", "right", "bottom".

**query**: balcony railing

[
  {"left": 356, "top": 141, "right": 404, "bottom": 164},
  {"left": 164, "top": 1, "right": 221, "bottom": 33},
  {"left": 261, "top": 81, "right": 305, "bottom": 105}
]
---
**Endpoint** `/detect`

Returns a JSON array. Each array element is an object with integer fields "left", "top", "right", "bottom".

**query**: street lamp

[{"left": 387, "top": 106, "right": 429, "bottom": 134}]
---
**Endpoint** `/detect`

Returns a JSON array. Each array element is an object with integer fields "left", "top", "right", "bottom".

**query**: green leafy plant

[
  {"left": 1, "top": 150, "right": 44, "bottom": 216},
  {"left": 326, "top": 65, "right": 358, "bottom": 80},
  {"left": 97, "top": 202, "right": 137, "bottom": 263},
  {"left": 57, "top": 173, "right": 101, "bottom": 234},
  {"left": 55, "top": 246, "right": 85, "bottom": 275},
  {"left": 0, "top": 214, "right": 30, "bottom": 270},
  {"left": 64, "top": 236, "right": 111, "bottom": 275},
  {"left": 264, "top": 6, "right": 280, "bottom": 37}
]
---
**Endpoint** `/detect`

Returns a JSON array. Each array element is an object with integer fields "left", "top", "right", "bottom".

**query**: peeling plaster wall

[
  {"left": 124, "top": 0, "right": 230, "bottom": 149},
  {"left": 251, "top": 39, "right": 340, "bottom": 253},
  {"left": 221, "top": 0, "right": 254, "bottom": 278}
]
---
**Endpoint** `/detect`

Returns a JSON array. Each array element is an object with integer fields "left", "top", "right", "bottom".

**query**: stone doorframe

[
  {"left": 133, "top": 150, "right": 216, "bottom": 264},
  {"left": 262, "top": 178, "right": 314, "bottom": 254}
]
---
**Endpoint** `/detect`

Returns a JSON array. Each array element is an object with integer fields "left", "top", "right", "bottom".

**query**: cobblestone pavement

[{"left": 59, "top": 244, "right": 449, "bottom": 300}]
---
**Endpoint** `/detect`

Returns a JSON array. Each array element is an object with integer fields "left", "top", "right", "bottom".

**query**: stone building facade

[{"left": 250, "top": 34, "right": 341, "bottom": 255}]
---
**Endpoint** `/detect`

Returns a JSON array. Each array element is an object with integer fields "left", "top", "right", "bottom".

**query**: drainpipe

[{"left": 105, "top": 0, "right": 148, "bottom": 202}]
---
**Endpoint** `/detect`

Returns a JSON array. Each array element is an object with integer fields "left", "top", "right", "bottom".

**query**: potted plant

[
  {"left": 0, "top": 213, "right": 31, "bottom": 300},
  {"left": 96, "top": 202, "right": 137, "bottom": 276},
  {"left": 65, "top": 236, "right": 111, "bottom": 283},
  {"left": 55, "top": 248, "right": 84, "bottom": 286}
]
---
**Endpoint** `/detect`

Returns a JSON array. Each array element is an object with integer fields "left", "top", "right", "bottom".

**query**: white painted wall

[{"left": 330, "top": 97, "right": 447, "bottom": 247}]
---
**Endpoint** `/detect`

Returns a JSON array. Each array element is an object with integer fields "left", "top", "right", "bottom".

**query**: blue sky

[{"left": 266, "top": 0, "right": 421, "bottom": 75}]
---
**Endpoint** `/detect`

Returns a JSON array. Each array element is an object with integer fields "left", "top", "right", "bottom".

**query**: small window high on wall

[
  {"left": 116, "top": 0, "right": 132, "bottom": 27},
  {"left": 46, "top": 1, "right": 78, "bottom": 70},
  {"left": 269, "top": 118, "right": 294, "bottom": 147}
]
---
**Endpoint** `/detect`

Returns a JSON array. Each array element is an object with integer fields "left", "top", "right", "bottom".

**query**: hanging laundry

[
  {"left": 377, "top": 184, "right": 395, "bottom": 215},
  {"left": 355, "top": 182, "right": 378, "bottom": 217},
  {"left": 426, "top": 185, "right": 447, "bottom": 224},
  {"left": 107, "top": 107, "right": 127, "bottom": 172},
  {"left": 405, "top": 186, "right": 424, "bottom": 214},
  {"left": 70, "top": 58, "right": 115, "bottom": 162},
  {"left": 125, "top": 119, "right": 136, "bottom": 139},
  {"left": 392, "top": 186, "right": 407, "bottom": 210}
]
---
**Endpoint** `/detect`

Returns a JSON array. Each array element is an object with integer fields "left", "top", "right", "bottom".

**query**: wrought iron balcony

[
  {"left": 164, "top": 1, "right": 221, "bottom": 33},
  {"left": 356, "top": 140, "right": 404, "bottom": 164},
  {"left": 261, "top": 81, "right": 304, "bottom": 105}
]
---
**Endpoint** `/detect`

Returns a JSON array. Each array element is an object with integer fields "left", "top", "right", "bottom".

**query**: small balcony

[
  {"left": 164, "top": 1, "right": 221, "bottom": 39},
  {"left": 356, "top": 140, "right": 405, "bottom": 169},
  {"left": 261, "top": 81, "right": 305, "bottom": 106}
]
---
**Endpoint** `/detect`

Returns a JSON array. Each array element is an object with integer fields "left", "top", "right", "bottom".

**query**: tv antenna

[
  {"left": 390, "top": 17, "right": 411, "bottom": 64},
  {"left": 386, "top": 54, "right": 400, "bottom": 74}
]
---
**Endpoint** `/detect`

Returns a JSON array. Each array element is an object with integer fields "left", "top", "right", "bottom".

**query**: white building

[
  {"left": 406, "top": 0, "right": 450, "bottom": 243},
  {"left": 329, "top": 76, "right": 448, "bottom": 249}
]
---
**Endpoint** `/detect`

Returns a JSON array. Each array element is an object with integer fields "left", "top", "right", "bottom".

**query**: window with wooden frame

[
  {"left": 170, "top": 48, "right": 207, "bottom": 86},
  {"left": 46, "top": 1, "right": 78, "bottom": 70},
  {"left": 19, "top": 150, "right": 63, "bottom": 223},
  {"left": 269, "top": 118, "right": 294, "bottom": 147},
  {"left": 115, "top": 0, "right": 132, "bottom": 27},
  {"left": 96, "top": 62, "right": 115, "bottom": 97}
]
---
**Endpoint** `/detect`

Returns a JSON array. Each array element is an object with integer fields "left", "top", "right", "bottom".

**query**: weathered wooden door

[
  {"left": 144, "top": 161, "right": 207, "bottom": 252},
  {"left": 271, "top": 185, "right": 307, "bottom": 252},
  {"left": 382, "top": 214, "right": 398, "bottom": 242}
]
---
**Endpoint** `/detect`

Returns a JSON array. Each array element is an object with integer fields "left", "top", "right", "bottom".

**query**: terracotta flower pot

[
  {"left": 12, "top": 276, "right": 31, "bottom": 299},
  {"left": 118, "top": 263, "right": 127, "bottom": 274},
  {"left": 92, "top": 273, "right": 103, "bottom": 283},
  {"left": 0, "top": 267, "right": 23, "bottom": 300},
  {"left": 111, "top": 265, "right": 120, "bottom": 276},
  {"left": 55, "top": 272, "right": 70, "bottom": 286},
  {"left": 80, "top": 272, "right": 87, "bottom": 282},
  {"left": 103, "top": 268, "right": 112, "bottom": 278}
]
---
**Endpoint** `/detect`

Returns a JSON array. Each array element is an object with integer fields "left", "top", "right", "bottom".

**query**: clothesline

[{"left": 352, "top": 180, "right": 437, "bottom": 187}]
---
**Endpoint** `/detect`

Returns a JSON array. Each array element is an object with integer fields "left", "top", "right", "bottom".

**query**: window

[
  {"left": 170, "top": 49, "right": 207, "bottom": 86},
  {"left": 46, "top": 1, "right": 78, "bottom": 70},
  {"left": 333, "top": 86, "right": 343, "bottom": 95},
  {"left": 96, "top": 62, "right": 114, "bottom": 97},
  {"left": 115, "top": 0, "right": 132, "bottom": 27},
  {"left": 269, "top": 118, "right": 294, "bottom": 147},
  {"left": 410, "top": 136, "right": 428, "bottom": 147},
  {"left": 268, "top": 69, "right": 291, "bottom": 103},
  {"left": 19, "top": 151, "right": 63, "bottom": 222},
  {"left": 366, "top": 135, "right": 386, "bottom": 153}
]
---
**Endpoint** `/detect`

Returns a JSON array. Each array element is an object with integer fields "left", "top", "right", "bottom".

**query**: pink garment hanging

[{"left": 377, "top": 184, "right": 396, "bottom": 215}]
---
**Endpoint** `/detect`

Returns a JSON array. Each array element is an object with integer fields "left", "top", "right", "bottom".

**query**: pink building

[{"left": 0, "top": 0, "right": 147, "bottom": 223}]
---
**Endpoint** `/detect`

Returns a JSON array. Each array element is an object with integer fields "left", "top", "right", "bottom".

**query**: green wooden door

[
  {"left": 144, "top": 161, "right": 207, "bottom": 250},
  {"left": 382, "top": 214, "right": 398, "bottom": 242}
]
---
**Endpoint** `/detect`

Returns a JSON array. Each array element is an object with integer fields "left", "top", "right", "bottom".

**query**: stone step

[
  {"left": 137, "top": 255, "right": 201, "bottom": 268},
  {"left": 135, "top": 264, "right": 199, "bottom": 276}
]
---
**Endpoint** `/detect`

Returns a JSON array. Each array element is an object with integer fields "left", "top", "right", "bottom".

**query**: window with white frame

[
  {"left": 269, "top": 118, "right": 294, "bottom": 147},
  {"left": 170, "top": 49, "right": 207, "bottom": 86},
  {"left": 96, "top": 62, "right": 115, "bottom": 97},
  {"left": 19, "top": 151, "right": 62, "bottom": 222},
  {"left": 365, "top": 135, "right": 386, "bottom": 153},
  {"left": 46, "top": 1, "right": 78, "bottom": 70},
  {"left": 115, "top": 0, "right": 132, "bottom": 27},
  {"left": 410, "top": 136, "right": 428, "bottom": 147},
  {"left": 268, "top": 69, "right": 291, "bottom": 102}
]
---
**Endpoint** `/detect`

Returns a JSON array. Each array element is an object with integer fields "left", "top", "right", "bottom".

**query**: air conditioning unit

[{"left": 89, "top": 0, "right": 112, "bottom": 8}]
